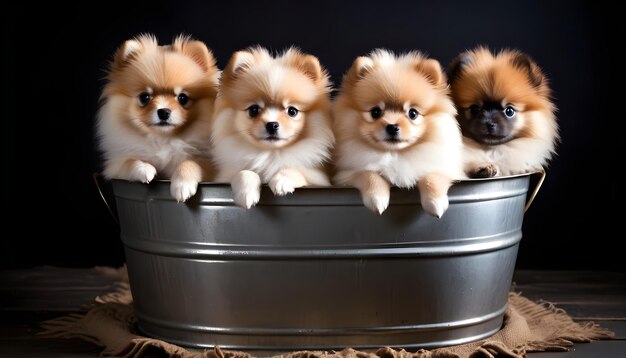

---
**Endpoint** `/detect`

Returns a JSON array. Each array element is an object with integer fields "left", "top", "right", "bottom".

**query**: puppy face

[
  {"left": 448, "top": 47, "right": 554, "bottom": 145},
  {"left": 357, "top": 102, "right": 425, "bottom": 150},
  {"left": 238, "top": 101, "right": 305, "bottom": 148},
  {"left": 103, "top": 35, "right": 219, "bottom": 136},
  {"left": 218, "top": 47, "right": 330, "bottom": 149},
  {"left": 338, "top": 50, "right": 454, "bottom": 151}
]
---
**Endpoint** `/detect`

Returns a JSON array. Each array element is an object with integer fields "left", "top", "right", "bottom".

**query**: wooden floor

[{"left": 0, "top": 268, "right": 624, "bottom": 357}]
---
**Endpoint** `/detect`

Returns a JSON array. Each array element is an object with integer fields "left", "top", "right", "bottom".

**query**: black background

[{"left": 2, "top": 1, "right": 624, "bottom": 271}]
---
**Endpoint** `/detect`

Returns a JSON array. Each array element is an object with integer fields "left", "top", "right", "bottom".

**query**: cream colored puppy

[
  {"left": 212, "top": 47, "right": 334, "bottom": 208},
  {"left": 97, "top": 34, "right": 219, "bottom": 201},
  {"left": 333, "top": 49, "right": 463, "bottom": 217}
]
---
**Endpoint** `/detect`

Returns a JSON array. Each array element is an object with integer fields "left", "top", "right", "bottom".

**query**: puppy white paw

[
  {"left": 362, "top": 191, "right": 390, "bottom": 215},
  {"left": 421, "top": 195, "right": 449, "bottom": 218},
  {"left": 231, "top": 171, "right": 261, "bottom": 209},
  {"left": 269, "top": 174, "right": 296, "bottom": 196},
  {"left": 469, "top": 164, "right": 499, "bottom": 178},
  {"left": 170, "top": 179, "right": 198, "bottom": 202},
  {"left": 130, "top": 162, "right": 156, "bottom": 183},
  {"left": 234, "top": 188, "right": 260, "bottom": 209}
]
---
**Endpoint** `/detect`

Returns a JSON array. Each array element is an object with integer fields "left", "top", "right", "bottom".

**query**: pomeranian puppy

[
  {"left": 212, "top": 47, "right": 334, "bottom": 208},
  {"left": 333, "top": 49, "right": 463, "bottom": 217},
  {"left": 97, "top": 34, "right": 220, "bottom": 201},
  {"left": 447, "top": 47, "right": 559, "bottom": 178}
]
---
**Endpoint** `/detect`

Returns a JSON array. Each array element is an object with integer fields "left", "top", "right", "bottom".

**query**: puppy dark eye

[
  {"left": 287, "top": 106, "right": 298, "bottom": 117},
  {"left": 370, "top": 107, "right": 383, "bottom": 119},
  {"left": 247, "top": 104, "right": 261, "bottom": 118},
  {"left": 408, "top": 108, "right": 419, "bottom": 120},
  {"left": 504, "top": 106, "right": 516, "bottom": 118},
  {"left": 177, "top": 93, "right": 189, "bottom": 106},
  {"left": 138, "top": 92, "right": 151, "bottom": 106},
  {"left": 469, "top": 104, "right": 480, "bottom": 116}
]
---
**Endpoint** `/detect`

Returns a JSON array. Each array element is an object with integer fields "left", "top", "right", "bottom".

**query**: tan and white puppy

[
  {"left": 333, "top": 49, "right": 463, "bottom": 217},
  {"left": 97, "top": 34, "right": 219, "bottom": 201},
  {"left": 212, "top": 47, "right": 334, "bottom": 208},
  {"left": 447, "top": 47, "right": 559, "bottom": 177}
]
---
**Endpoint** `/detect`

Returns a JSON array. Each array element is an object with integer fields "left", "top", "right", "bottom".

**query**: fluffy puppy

[
  {"left": 97, "top": 34, "right": 219, "bottom": 201},
  {"left": 212, "top": 47, "right": 334, "bottom": 208},
  {"left": 333, "top": 49, "right": 463, "bottom": 217},
  {"left": 447, "top": 47, "right": 559, "bottom": 177}
]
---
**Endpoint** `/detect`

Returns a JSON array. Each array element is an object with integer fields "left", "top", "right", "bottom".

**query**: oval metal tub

[{"left": 111, "top": 173, "right": 536, "bottom": 350}]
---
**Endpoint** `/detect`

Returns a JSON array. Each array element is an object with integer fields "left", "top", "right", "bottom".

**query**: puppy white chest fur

[
  {"left": 483, "top": 147, "right": 505, "bottom": 163},
  {"left": 462, "top": 136, "right": 553, "bottom": 176},
  {"left": 212, "top": 109, "right": 332, "bottom": 183},
  {"left": 362, "top": 151, "right": 420, "bottom": 188},
  {"left": 97, "top": 102, "right": 206, "bottom": 177}
]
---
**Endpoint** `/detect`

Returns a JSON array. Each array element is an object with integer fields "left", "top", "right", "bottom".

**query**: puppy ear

[
  {"left": 227, "top": 50, "right": 255, "bottom": 77},
  {"left": 415, "top": 58, "right": 445, "bottom": 86},
  {"left": 295, "top": 54, "right": 324, "bottom": 82},
  {"left": 353, "top": 56, "right": 374, "bottom": 78},
  {"left": 510, "top": 53, "right": 544, "bottom": 87},
  {"left": 113, "top": 34, "right": 157, "bottom": 67},
  {"left": 114, "top": 40, "right": 143, "bottom": 66},
  {"left": 173, "top": 36, "right": 216, "bottom": 73},
  {"left": 446, "top": 52, "right": 474, "bottom": 83}
]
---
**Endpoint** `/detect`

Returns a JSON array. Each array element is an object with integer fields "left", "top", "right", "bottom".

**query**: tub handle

[
  {"left": 93, "top": 172, "right": 119, "bottom": 225},
  {"left": 524, "top": 169, "right": 546, "bottom": 213}
]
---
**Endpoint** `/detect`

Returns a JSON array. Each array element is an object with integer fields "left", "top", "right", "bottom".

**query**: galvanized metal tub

[{"left": 111, "top": 173, "right": 540, "bottom": 350}]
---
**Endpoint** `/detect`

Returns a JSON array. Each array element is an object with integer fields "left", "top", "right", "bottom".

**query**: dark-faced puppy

[{"left": 447, "top": 47, "right": 559, "bottom": 178}]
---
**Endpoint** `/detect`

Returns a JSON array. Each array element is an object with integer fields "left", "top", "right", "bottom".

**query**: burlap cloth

[{"left": 40, "top": 267, "right": 613, "bottom": 358}]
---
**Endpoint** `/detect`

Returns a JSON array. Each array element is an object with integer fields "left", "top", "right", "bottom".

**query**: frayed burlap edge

[{"left": 501, "top": 293, "right": 614, "bottom": 354}]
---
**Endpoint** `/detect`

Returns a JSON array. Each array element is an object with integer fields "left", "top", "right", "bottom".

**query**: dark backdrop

[{"left": 2, "top": 1, "right": 624, "bottom": 271}]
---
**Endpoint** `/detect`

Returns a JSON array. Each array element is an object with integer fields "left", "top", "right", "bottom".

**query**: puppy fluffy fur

[
  {"left": 447, "top": 47, "right": 559, "bottom": 177},
  {"left": 333, "top": 49, "right": 463, "bottom": 217},
  {"left": 212, "top": 47, "right": 334, "bottom": 208},
  {"left": 97, "top": 34, "right": 219, "bottom": 201}
]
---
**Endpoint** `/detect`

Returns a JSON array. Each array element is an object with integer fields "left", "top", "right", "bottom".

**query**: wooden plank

[
  {"left": 600, "top": 321, "right": 626, "bottom": 340},
  {"left": 0, "top": 337, "right": 102, "bottom": 358},
  {"left": 512, "top": 270, "right": 626, "bottom": 320},
  {"left": 528, "top": 339, "right": 626, "bottom": 357},
  {"left": 0, "top": 266, "right": 125, "bottom": 312}
]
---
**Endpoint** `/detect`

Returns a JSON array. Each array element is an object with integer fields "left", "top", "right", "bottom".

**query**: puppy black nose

[
  {"left": 265, "top": 121, "right": 280, "bottom": 135},
  {"left": 386, "top": 124, "right": 400, "bottom": 136},
  {"left": 157, "top": 108, "right": 171, "bottom": 120},
  {"left": 486, "top": 122, "right": 497, "bottom": 133}
]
